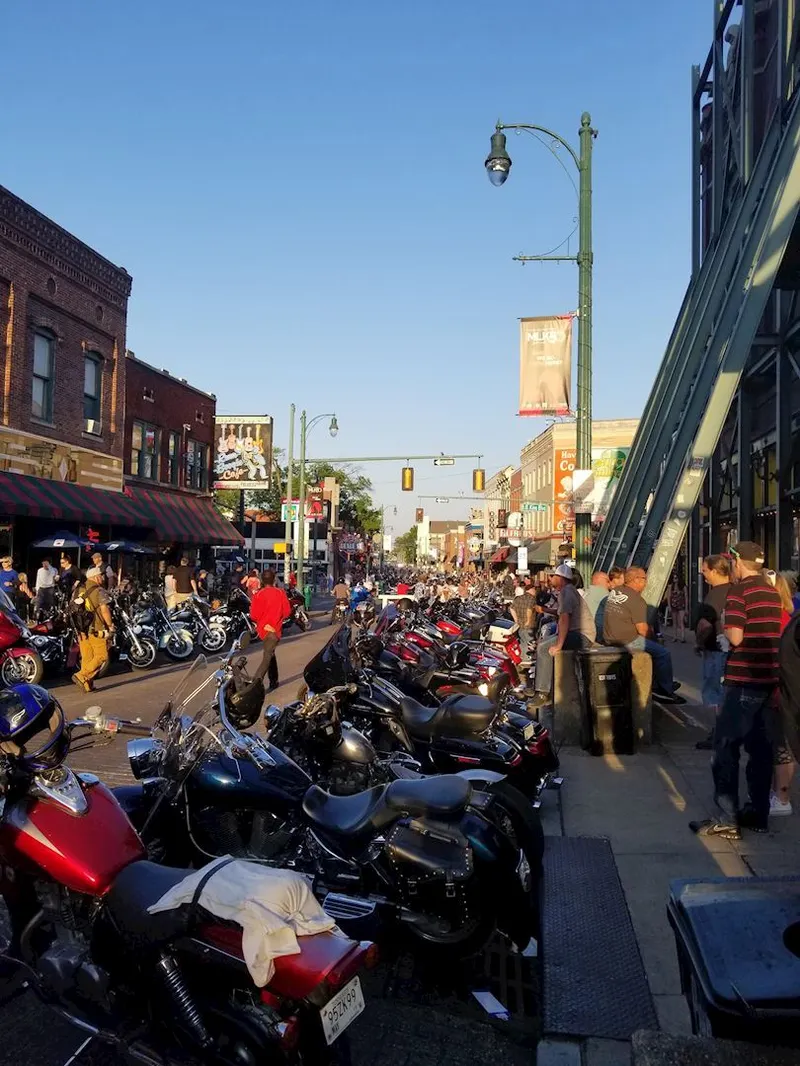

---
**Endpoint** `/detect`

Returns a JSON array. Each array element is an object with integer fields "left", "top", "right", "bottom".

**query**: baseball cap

[
  {"left": 86, "top": 566, "right": 102, "bottom": 579},
  {"left": 730, "top": 541, "right": 765, "bottom": 565},
  {"left": 514, "top": 586, "right": 525, "bottom": 597},
  {"left": 554, "top": 564, "right": 574, "bottom": 579}
]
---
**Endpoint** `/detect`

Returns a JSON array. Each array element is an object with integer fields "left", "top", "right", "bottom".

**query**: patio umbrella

[
  {"left": 32, "top": 531, "right": 96, "bottom": 550},
  {"left": 103, "top": 540, "right": 156, "bottom": 555}
]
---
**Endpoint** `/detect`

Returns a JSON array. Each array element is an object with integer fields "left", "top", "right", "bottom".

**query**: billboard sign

[
  {"left": 214, "top": 416, "right": 273, "bottom": 490},
  {"left": 572, "top": 448, "right": 631, "bottom": 518}
]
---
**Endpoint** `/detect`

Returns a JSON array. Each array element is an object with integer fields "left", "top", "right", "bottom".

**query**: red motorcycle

[
  {"left": 0, "top": 589, "right": 45, "bottom": 685},
  {"left": 0, "top": 685, "right": 375, "bottom": 1065}
]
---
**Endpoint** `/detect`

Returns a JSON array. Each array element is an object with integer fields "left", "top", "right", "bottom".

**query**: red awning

[
  {"left": 489, "top": 546, "right": 511, "bottom": 564},
  {"left": 127, "top": 488, "right": 243, "bottom": 546},
  {"left": 0, "top": 470, "right": 148, "bottom": 526}
]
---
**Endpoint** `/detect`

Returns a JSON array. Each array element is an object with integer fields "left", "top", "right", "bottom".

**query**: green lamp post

[
  {"left": 485, "top": 113, "right": 595, "bottom": 582},
  {"left": 295, "top": 411, "right": 339, "bottom": 592}
]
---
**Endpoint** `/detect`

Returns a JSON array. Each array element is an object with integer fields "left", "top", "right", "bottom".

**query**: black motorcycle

[
  {"left": 210, "top": 586, "right": 256, "bottom": 644},
  {"left": 115, "top": 643, "right": 535, "bottom": 960}
]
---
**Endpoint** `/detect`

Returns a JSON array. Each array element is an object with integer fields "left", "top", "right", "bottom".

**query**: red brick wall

[
  {"left": 0, "top": 185, "right": 131, "bottom": 457},
  {"left": 510, "top": 468, "right": 522, "bottom": 513},
  {"left": 124, "top": 355, "right": 216, "bottom": 492}
]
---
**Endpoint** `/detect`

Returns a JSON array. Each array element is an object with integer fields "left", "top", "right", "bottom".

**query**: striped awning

[
  {"left": 0, "top": 470, "right": 146, "bottom": 525},
  {"left": 127, "top": 488, "right": 243, "bottom": 546}
]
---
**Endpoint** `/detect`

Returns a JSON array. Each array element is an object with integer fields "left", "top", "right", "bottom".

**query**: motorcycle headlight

[
  {"left": 128, "top": 737, "right": 162, "bottom": 780},
  {"left": 29, "top": 635, "right": 50, "bottom": 648},
  {"left": 478, "top": 682, "right": 490, "bottom": 697}
]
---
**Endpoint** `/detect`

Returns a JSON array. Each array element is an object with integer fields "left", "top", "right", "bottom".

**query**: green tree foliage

[{"left": 394, "top": 527, "right": 418, "bottom": 564}]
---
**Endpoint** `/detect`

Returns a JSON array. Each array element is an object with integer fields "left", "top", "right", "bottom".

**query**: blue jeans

[
  {"left": 625, "top": 636, "right": 674, "bottom": 694},
  {"left": 535, "top": 631, "right": 594, "bottom": 695},
  {"left": 518, "top": 626, "right": 533, "bottom": 662},
  {"left": 712, "top": 685, "right": 775, "bottom": 826},
  {"left": 701, "top": 650, "right": 726, "bottom": 709}
]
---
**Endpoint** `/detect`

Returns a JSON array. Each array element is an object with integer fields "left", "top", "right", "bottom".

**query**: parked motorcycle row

[
  {"left": 0, "top": 581, "right": 311, "bottom": 688},
  {"left": 0, "top": 586, "right": 553, "bottom": 1065}
]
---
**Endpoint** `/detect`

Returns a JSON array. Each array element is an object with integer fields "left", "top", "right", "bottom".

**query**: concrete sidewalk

[{"left": 538, "top": 638, "right": 800, "bottom": 1065}]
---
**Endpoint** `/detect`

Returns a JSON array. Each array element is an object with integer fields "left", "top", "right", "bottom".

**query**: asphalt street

[{"left": 0, "top": 612, "right": 541, "bottom": 1065}]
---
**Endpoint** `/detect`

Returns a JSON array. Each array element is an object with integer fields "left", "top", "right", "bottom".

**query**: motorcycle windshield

[
  {"left": 303, "top": 624, "right": 356, "bottom": 692},
  {"left": 0, "top": 587, "right": 24, "bottom": 631}
]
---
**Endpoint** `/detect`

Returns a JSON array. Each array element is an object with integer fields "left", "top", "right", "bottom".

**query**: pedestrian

[
  {"left": 778, "top": 606, "right": 800, "bottom": 814},
  {"left": 34, "top": 558, "right": 56, "bottom": 618},
  {"left": 249, "top": 569, "right": 291, "bottom": 693},
  {"left": 71, "top": 567, "right": 114, "bottom": 693},
  {"left": 583, "top": 571, "right": 610, "bottom": 639},
  {"left": 530, "top": 564, "right": 596, "bottom": 708},
  {"left": 511, "top": 585, "right": 536, "bottom": 666},
  {"left": 690, "top": 541, "right": 782, "bottom": 839},
  {"left": 668, "top": 576, "right": 688, "bottom": 642},
  {"left": 603, "top": 566, "right": 680, "bottom": 702},
  {"left": 167, "top": 556, "right": 198, "bottom": 608},
  {"left": 196, "top": 569, "right": 211, "bottom": 598},
  {"left": 0, "top": 557, "right": 18, "bottom": 600},
  {"left": 15, "top": 572, "right": 34, "bottom": 620},
  {"left": 694, "top": 554, "right": 731, "bottom": 751},
  {"left": 764, "top": 570, "right": 797, "bottom": 816},
  {"left": 58, "top": 555, "right": 81, "bottom": 600}
]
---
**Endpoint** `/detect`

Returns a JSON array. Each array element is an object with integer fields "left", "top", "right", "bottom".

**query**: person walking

[
  {"left": 250, "top": 569, "right": 291, "bottom": 693},
  {"left": 765, "top": 570, "right": 797, "bottom": 816},
  {"left": 510, "top": 584, "right": 536, "bottom": 666},
  {"left": 694, "top": 554, "right": 731, "bottom": 751},
  {"left": 167, "top": 556, "right": 198, "bottom": 609},
  {"left": 58, "top": 555, "right": 81, "bottom": 600},
  {"left": 690, "top": 541, "right": 782, "bottom": 840},
  {"left": 71, "top": 567, "right": 114, "bottom": 693},
  {"left": 668, "top": 577, "right": 687, "bottom": 642},
  {"left": 530, "top": 564, "right": 596, "bottom": 708},
  {"left": 34, "top": 558, "right": 57, "bottom": 618}
]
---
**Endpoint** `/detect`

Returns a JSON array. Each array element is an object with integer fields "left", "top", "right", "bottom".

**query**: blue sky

[{"left": 2, "top": 0, "right": 710, "bottom": 536}]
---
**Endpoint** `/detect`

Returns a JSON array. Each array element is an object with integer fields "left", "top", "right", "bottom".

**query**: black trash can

[{"left": 576, "top": 647, "right": 635, "bottom": 755}]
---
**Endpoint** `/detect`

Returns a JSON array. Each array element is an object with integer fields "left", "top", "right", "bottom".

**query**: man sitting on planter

[{"left": 530, "top": 564, "right": 596, "bottom": 708}]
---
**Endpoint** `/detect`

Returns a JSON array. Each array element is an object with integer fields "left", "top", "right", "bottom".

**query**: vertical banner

[{"left": 519, "top": 315, "right": 573, "bottom": 416}]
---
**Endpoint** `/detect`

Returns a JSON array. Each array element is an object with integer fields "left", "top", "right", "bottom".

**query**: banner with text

[
  {"left": 519, "top": 315, "right": 573, "bottom": 416},
  {"left": 214, "top": 416, "right": 273, "bottom": 490}
]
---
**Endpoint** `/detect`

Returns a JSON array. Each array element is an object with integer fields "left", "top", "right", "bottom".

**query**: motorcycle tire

[
  {"left": 199, "top": 625, "right": 228, "bottom": 653},
  {"left": 127, "top": 637, "right": 158, "bottom": 670},
  {"left": 483, "top": 779, "right": 545, "bottom": 928},
  {"left": 164, "top": 633, "right": 194, "bottom": 661},
  {"left": 406, "top": 865, "right": 496, "bottom": 960},
  {"left": 0, "top": 651, "right": 44, "bottom": 686},
  {"left": 296, "top": 610, "right": 310, "bottom": 632}
]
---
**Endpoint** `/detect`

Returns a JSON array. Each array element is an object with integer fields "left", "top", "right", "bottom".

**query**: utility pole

[{"left": 284, "top": 404, "right": 295, "bottom": 584}]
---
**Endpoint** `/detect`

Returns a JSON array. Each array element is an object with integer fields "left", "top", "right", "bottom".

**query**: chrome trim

[{"left": 32, "top": 767, "right": 88, "bottom": 815}]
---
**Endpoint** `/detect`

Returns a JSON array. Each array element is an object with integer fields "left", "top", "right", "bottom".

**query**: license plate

[
  {"left": 320, "top": 976, "right": 365, "bottom": 1045},
  {"left": 524, "top": 722, "right": 536, "bottom": 741}
]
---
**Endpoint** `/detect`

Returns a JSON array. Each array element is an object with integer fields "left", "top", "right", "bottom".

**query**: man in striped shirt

[{"left": 690, "top": 541, "right": 781, "bottom": 840}]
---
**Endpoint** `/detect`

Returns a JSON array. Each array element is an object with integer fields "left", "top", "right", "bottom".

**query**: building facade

[{"left": 482, "top": 466, "right": 515, "bottom": 553}]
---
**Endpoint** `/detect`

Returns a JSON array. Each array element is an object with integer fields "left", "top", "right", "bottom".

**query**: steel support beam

[
  {"left": 776, "top": 343, "right": 795, "bottom": 565},
  {"left": 738, "top": 389, "right": 753, "bottom": 542}
]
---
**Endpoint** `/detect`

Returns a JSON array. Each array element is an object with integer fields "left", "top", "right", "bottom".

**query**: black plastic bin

[
  {"left": 668, "top": 876, "right": 800, "bottom": 1046},
  {"left": 576, "top": 647, "right": 635, "bottom": 755}
]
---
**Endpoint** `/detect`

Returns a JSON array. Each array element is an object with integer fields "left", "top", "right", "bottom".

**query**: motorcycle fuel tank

[
  {"left": 0, "top": 778, "right": 146, "bottom": 895},
  {"left": 335, "top": 725, "right": 377, "bottom": 766},
  {"left": 186, "top": 746, "right": 312, "bottom": 814}
]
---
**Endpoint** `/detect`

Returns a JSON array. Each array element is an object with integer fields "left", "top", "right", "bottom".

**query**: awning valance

[
  {"left": 489, "top": 546, "right": 511, "bottom": 564},
  {"left": 127, "top": 488, "right": 243, "bottom": 546},
  {"left": 0, "top": 471, "right": 146, "bottom": 526}
]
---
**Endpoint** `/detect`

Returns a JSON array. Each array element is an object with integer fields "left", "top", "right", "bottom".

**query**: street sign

[
  {"left": 522, "top": 502, "right": 547, "bottom": 512},
  {"left": 434, "top": 497, "right": 450, "bottom": 504},
  {"left": 433, "top": 457, "right": 455, "bottom": 466}
]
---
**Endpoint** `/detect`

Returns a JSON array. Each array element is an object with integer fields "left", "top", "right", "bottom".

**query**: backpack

[{"left": 69, "top": 583, "right": 100, "bottom": 636}]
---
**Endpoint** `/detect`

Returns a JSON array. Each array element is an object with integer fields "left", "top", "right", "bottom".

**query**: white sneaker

[{"left": 769, "top": 792, "right": 793, "bottom": 817}]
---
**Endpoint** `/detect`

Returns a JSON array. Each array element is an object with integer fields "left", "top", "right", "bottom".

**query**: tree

[{"left": 394, "top": 527, "right": 418, "bottom": 564}]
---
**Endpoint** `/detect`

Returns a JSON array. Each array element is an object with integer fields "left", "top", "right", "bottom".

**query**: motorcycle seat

[
  {"left": 104, "top": 860, "right": 196, "bottom": 949},
  {"left": 400, "top": 693, "right": 496, "bottom": 739},
  {"left": 385, "top": 775, "right": 471, "bottom": 817}
]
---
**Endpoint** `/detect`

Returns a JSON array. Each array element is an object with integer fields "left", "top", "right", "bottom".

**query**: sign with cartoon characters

[{"left": 214, "top": 416, "right": 273, "bottom": 490}]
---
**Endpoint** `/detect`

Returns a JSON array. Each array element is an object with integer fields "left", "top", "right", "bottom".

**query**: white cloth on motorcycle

[{"left": 148, "top": 856, "right": 341, "bottom": 986}]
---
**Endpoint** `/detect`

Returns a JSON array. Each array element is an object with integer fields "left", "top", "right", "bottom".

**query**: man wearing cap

[
  {"left": 690, "top": 541, "right": 782, "bottom": 839},
  {"left": 72, "top": 567, "right": 114, "bottom": 693},
  {"left": 530, "top": 564, "right": 596, "bottom": 707}
]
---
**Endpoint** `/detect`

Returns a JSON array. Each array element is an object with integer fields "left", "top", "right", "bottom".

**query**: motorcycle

[
  {"left": 283, "top": 589, "right": 311, "bottom": 633},
  {"left": 0, "top": 588, "right": 45, "bottom": 685},
  {"left": 169, "top": 594, "right": 228, "bottom": 653},
  {"left": 116, "top": 641, "right": 535, "bottom": 960},
  {"left": 0, "top": 691, "right": 374, "bottom": 1064},
  {"left": 330, "top": 602, "right": 349, "bottom": 627},
  {"left": 210, "top": 586, "right": 256, "bottom": 644},
  {"left": 132, "top": 590, "right": 195, "bottom": 661}
]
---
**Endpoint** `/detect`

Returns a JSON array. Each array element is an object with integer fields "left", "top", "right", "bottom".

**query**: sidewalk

[{"left": 537, "top": 638, "right": 800, "bottom": 1065}]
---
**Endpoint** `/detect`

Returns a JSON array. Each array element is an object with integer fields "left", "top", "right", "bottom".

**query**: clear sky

[{"left": 2, "top": 0, "right": 710, "bottom": 538}]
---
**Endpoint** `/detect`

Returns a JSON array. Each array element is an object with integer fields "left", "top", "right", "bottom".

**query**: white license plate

[
  {"left": 524, "top": 722, "right": 536, "bottom": 741},
  {"left": 320, "top": 976, "right": 365, "bottom": 1045}
]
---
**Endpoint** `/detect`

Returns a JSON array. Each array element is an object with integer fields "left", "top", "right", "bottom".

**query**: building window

[
  {"left": 32, "top": 332, "right": 54, "bottom": 421},
  {"left": 131, "top": 421, "right": 160, "bottom": 479},
  {"left": 83, "top": 352, "right": 102, "bottom": 427},
  {"left": 168, "top": 431, "right": 180, "bottom": 486},
  {"left": 184, "top": 439, "right": 208, "bottom": 490}
]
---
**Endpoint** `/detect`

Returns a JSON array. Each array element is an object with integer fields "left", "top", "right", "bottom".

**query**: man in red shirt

[{"left": 250, "top": 569, "right": 291, "bottom": 692}]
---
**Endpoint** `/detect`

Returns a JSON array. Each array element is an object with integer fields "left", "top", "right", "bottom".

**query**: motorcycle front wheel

[
  {"left": 296, "top": 610, "right": 311, "bottom": 632},
  {"left": 199, "top": 625, "right": 228, "bottom": 653},
  {"left": 164, "top": 632, "right": 194, "bottom": 660},
  {"left": 1, "top": 651, "right": 44, "bottom": 686},
  {"left": 127, "top": 637, "right": 158, "bottom": 670}
]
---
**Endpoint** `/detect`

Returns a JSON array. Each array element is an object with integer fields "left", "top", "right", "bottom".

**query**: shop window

[
  {"left": 168, "top": 431, "right": 180, "bottom": 486},
  {"left": 32, "top": 332, "right": 54, "bottom": 421},
  {"left": 83, "top": 352, "right": 102, "bottom": 429},
  {"left": 131, "top": 420, "right": 160, "bottom": 479}
]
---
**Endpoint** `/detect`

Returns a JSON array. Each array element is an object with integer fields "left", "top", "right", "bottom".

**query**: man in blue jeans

[
  {"left": 690, "top": 541, "right": 782, "bottom": 839},
  {"left": 603, "top": 567, "right": 682, "bottom": 702}
]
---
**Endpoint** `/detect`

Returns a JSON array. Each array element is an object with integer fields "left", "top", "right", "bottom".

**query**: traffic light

[
  {"left": 473, "top": 468, "right": 485, "bottom": 493},
  {"left": 401, "top": 466, "right": 414, "bottom": 491},
  {"left": 415, "top": 507, "right": 424, "bottom": 523}
]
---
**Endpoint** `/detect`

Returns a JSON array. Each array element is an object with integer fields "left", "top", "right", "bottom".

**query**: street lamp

[
  {"left": 485, "top": 113, "right": 595, "bottom": 583},
  {"left": 296, "top": 411, "right": 339, "bottom": 591}
]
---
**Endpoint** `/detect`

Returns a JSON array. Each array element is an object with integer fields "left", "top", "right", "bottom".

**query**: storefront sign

[
  {"left": 554, "top": 448, "right": 576, "bottom": 533},
  {"left": 214, "top": 416, "right": 273, "bottom": 490},
  {"left": 571, "top": 448, "right": 631, "bottom": 518}
]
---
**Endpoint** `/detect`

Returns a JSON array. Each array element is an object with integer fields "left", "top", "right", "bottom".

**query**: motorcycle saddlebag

[{"left": 385, "top": 819, "right": 472, "bottom": 886}]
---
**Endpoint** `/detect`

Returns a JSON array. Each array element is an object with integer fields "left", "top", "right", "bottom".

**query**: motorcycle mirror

[{"left": 84, "top": 706, "right": 103, "bottom": 723}]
